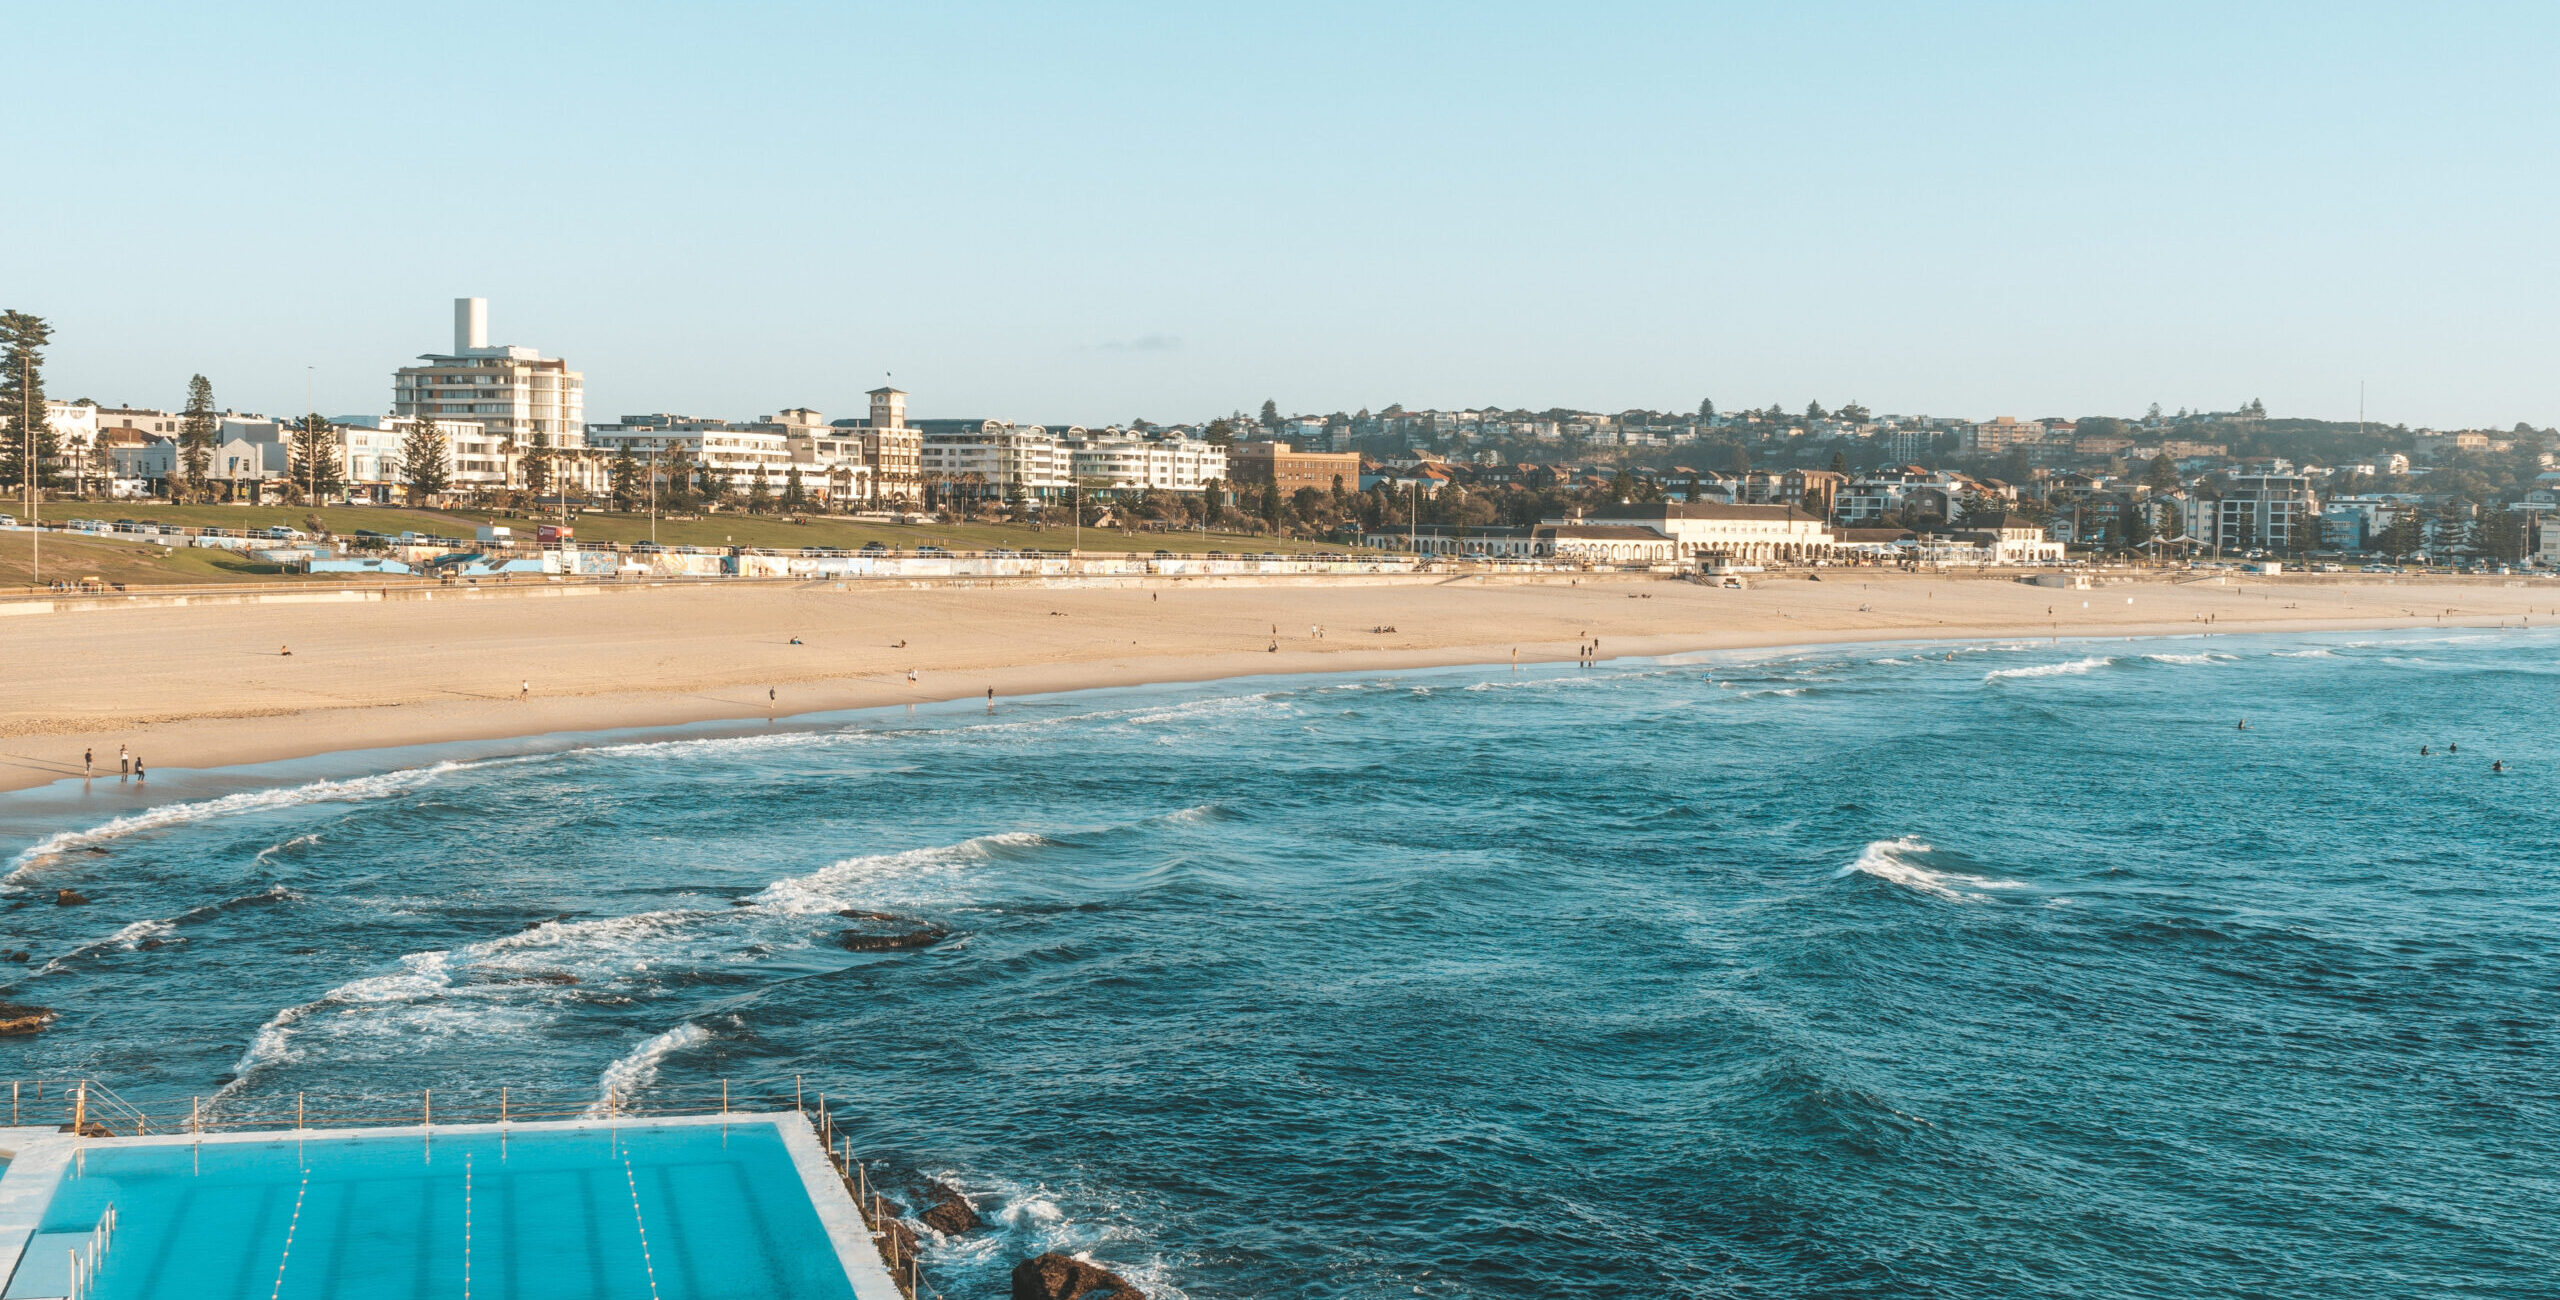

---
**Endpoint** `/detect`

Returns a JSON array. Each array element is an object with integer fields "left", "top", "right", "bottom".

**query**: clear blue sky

[{"left": 17, "top": 2, "right": 2558, "bottom": 429}]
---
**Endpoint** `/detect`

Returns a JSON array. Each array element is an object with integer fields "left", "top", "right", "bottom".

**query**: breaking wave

[
  {"left": 5, "top": 764, "right": 470, "bottom": 886},
  {"left": 588, "top": 1022, "right": 714, "bottom": 1115},
  {"left": 1984, "top": 656, "right": 2113, "bottom": 682},
  {"left": 1836, "top": 837, "right": 2029, "bottom": 902}
]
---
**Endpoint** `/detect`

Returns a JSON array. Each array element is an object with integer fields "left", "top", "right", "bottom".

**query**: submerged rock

[
  {"left": 876, "top": 1215, "right": 920, "bottom": 1270},
  {"left": 1011, "top": 1252, "right": 1144, "bottom": 1300},
  {"left": 839, "top": 927, "right": 947, "bottom": 952},
  {"left": 920, "top": 1181, "right": 982, "bottom": 1236},
  {"left": 55, "top": 889, "right": 90, "bottom": 906},
  {"left": 0, "top": 1002, "right": 56, "bottom": 1036}
]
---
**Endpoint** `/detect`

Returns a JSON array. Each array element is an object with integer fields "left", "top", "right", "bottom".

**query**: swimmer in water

[
  {"left": 2492, "top": 760, "right": 2506, "bottom": 772},
  {"left": 2236, "top": 720, "right": 2248, "bottom": 730},
  {"left": 2420, "top": 745, "right": 2431, "bottom": 756}
]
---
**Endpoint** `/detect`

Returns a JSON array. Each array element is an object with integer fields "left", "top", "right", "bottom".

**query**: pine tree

[
  {"left": 0, "top": 311, "right": 55, "bottom": 497},
  {"left": 522, "top": 430, "right": 553, "bottom": 498},
  {"left": 610, "top": 447, "right": 640, "bottom": 511},
  {"left": 1259, "top": 399, "right": 1280, "bottom": 431},
  {"left": 782, "top": 465, "right": 806, "bottom": 511},
  {"left": 748, "top": 463, "right": 773, "bottom": 513},
  {"left": 400, "top": 419, "right": 449, "bottom": 505},
  {"left": 289, "top": 414, "right": 343, "bottom": 502},
  {"left": 179, "top": 374, "right": 217, "bottom": 498},
  {"left": 1697, "top": 397, "right": 1715, "bottom": 420}
]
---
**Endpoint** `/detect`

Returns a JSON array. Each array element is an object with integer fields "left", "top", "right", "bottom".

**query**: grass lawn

[
  {"left": 438, "top": 508, "right": 1367, "bottom": 554},
  {"left": 27, "top": 501, "right": 1366, "bottom": 555},
  {"left": 0, "top": 531, "right": 293, "bottom": 588},
  {"left": 42, "top": 502, "right": 488, "bottom": 538}
]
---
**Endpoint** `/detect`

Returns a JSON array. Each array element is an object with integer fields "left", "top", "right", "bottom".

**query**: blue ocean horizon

[{"left": 2, "top": 629, "right": 2553, "bottom": 1297}]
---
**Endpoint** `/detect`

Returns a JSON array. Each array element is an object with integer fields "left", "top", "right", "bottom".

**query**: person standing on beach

[
  {"left": 133, "top": 756, "right": 145, "bottom": 781},
  {"left": 83, "top": 747, "right": 92, "bottom": 777},
  {"left": 119, "top": 745, "right": 129, "bottom": 777},
  {"left": 520, "top": 680, "right": 530, "bottom": 702}
]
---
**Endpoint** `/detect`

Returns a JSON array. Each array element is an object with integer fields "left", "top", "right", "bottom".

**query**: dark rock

[
  {"left": 839, "top": 927, "right": 946, "bottom": 952},
  {"left": 79, "top": 847, "right": 109, "bottom": 857},
  {"left": 920, "top": 1181, "right": 982, "bottom": 1236},
  {"left": 0, "top": 1002, "right": 55, "bottom": 1036},
  {"left": 7, "top": 951, "right": 27, "bottom": 962},
  {"left": 1011, "top": 1252, "right": 1144, "bottom": 1300},
  {"left": 836, "top": 909, "right": 900, "bottom": 921},
  {"left": 876, "top": 1215, "right": 920, "bottom": 1269},
  {"left": 55, "top": 890, "right": 89, "bottom": 906},
  {"left": 136, "top": 938, "right": 166, "bottom": 951}
]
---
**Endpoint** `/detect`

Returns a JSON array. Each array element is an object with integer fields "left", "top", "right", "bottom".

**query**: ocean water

[{"left": 1, "top": 629, "right": 2555, "bottom": 1298}]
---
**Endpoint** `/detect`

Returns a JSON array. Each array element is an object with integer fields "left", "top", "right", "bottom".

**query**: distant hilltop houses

[{"left": 3, "top": 300, "right": 2557, "bottom": 567}]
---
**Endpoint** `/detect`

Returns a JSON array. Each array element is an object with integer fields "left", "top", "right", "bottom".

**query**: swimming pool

[{"left": 0, "top": 1116, "right": 885, "bottom": 1300}]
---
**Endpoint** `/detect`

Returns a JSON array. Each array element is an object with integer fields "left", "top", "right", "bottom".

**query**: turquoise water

[
  {"left": 28, "top": 1123, "right": 852, "bottom": 1300},
  {"left": 0, "top": 628, "right": 2555, "bottom": 1297}
]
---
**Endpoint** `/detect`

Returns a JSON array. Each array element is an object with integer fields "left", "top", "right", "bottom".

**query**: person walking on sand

[
  {"left": 133, "top": 756, "right": 145, "bottom": 781},
  {"left": 907, "top": 668, "right": 918, "bottom": 684},
  {"left": 519, "top": 680, "right": 530, "bottom": 702},
  {"left": 83, "top": 747, "right": 92, "bottom": 777},
  {"left": 119, "top": 744, "right": 129, "bottom": 777}
]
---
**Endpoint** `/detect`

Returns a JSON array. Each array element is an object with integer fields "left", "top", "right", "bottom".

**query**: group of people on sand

[{"left": 81, "top": 744, "right": 142, "bottom": 781}]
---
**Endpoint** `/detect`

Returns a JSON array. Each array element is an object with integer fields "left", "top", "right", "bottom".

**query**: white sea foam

[
  {"left": 750, "top": 831, "right": 1044, "bottom": 915},
  {"left": 251, "top": 833, "right": 322, "bottom": 867},
  {"left": 2144, "top": 652, "right": 2233, "bottom": 666},
  {"left": 1125, "top": 693, "right": 1281, "bottom": 726},
  {"left": 216, "top": 950, "right": 457, "bottom": 1101},
  {"left": 1984, "top": 656, "right": 2113, "bottom": 682},
  {"left": 1837, "top": 837, "right": 2028, "bottom": 902},
  {"left": 34, "top": 918, "right": 178, "bottom": 975},
  {"left": 216, "top": 826, "right": 1046, "bottom": 1102},
  {"left": 917, "top": 1169, "right": 1189, "bottom": 1299},
  {"left": 6, "top": 763, "right": 469, "bottom": 886},
  {"left": 587, "top": 1022, "right": 713, "bottom": 1115}
]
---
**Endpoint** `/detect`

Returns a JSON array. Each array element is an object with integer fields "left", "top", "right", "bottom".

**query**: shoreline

[{"left": 1, "top": 573, "right": 2549, "bottom": 798}]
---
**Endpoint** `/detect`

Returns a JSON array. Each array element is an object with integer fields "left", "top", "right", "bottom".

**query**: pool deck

[{"left": 0, "top": 1111, "right": 900, "bottom": 1300}]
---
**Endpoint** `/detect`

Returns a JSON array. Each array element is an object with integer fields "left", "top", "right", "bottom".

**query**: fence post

[
  {"left": 721, "top": 1078, "right": 728, "bottom": 1116},
  {"left": 297, "top": 1093, "right": 304, "bottom": 1131},
  {"left": 424, "top": 1089, "right": 432, "bottom": 1128},
  {"left": 73, "top": 1082, "right": 87, "bottom": 1136},
  {"left": 500, "top": 1087, "right": 508, "bottom": 1124}
]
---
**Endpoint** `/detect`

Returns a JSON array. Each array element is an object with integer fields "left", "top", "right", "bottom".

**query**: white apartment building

[
  {"left": 2206, "top": 474, "right": 2320, "bottom": 552},
  {"left": 392, "top": 298, "right": 586, "bottom": 459},
  {"left": 584, "top": 417, "right": 794, "bottom": 488},
  {"left": 1065, "top": 431, "right": 1227, "bottom": 495},
  {"left": 334, "top": 416, "right": 500, "bottom": 501},
  {"left": 920, "top": 422, "right": 1071, "bottom": 501}
]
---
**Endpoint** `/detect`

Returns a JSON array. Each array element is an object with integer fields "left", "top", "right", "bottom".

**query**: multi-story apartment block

[
  {"left": 392, "top": 298, "right": 586, "bottom": 470},
  {"left": 1065, "top": 431, "right": 1228, "bottom": 495},
  {"left": 585, "top": 415, "right": 792, "bottom": 488},
  {"left": 917, "top": 421, "right": 1072, "bottom": 502},
  {"left": 2206, "top": 474, "right": 2319, "bottom": 552}
]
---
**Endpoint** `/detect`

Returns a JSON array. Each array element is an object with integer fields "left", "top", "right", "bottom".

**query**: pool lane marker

[
  {"left": 462, "top": 1154, "right": 473, "bottom": 1300},
  {"left": 623, "top": 1158, "right": 662, "bottom": 1300},
  {"left": 268, "top": 1174, "right": 309, "bottom": 1300}
]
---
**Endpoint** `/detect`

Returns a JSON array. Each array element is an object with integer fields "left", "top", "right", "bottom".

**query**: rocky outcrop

[
  {"left": 0, "top": 1002, "right": 56, "bottom": 1036},
  {"left": 1011, "top": 1253, "right": 1144, "bottom": 1300},
  {"left": 840, "top": 927, "right": 947, "bottom": 952},
  {"left": 876, "top": 1215, "right": 919, "bottom": 1270},
  {"left": 919, "top": 1181, "right": 982, "bottom": 1235},
  {"left": 836, "top": 909, "right": 950, "bottom": 952},
  {"left": 55, "top": 889, "right": 90, "bottom": 906}
]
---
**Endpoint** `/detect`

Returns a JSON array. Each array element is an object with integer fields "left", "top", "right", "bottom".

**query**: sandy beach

[{"left": 0, "top": 571, "right": 2547, "bottom": 792}]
